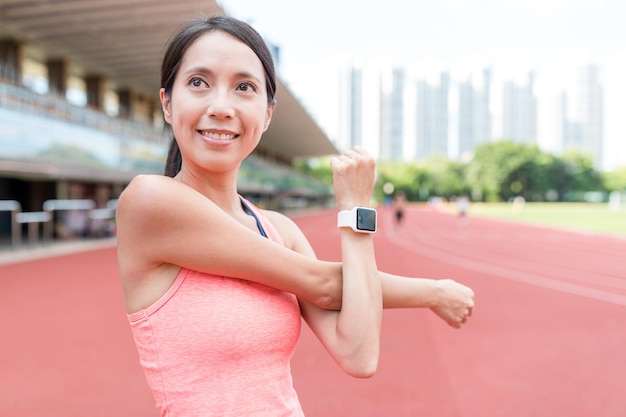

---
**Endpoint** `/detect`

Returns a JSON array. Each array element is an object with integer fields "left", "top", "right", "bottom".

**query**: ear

[
  {"left": 160, "top": 88, "right": 172, "bottom": 124},
  {"left": 263, "top": 101, "right": 275, "bottom": 132}
]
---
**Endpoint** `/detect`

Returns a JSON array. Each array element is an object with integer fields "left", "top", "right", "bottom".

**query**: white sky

[{"left": 221, "top": 0, "right": 626, "bottom": 170}]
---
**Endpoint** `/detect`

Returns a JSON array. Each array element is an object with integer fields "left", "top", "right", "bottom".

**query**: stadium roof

[{"left": 0, "top": 0, "right": 338, "bottom": 159}]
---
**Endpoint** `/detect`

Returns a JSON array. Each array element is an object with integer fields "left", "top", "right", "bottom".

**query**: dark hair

[{"left": 162, "top": 15, "right": 277, "bottom": 177}]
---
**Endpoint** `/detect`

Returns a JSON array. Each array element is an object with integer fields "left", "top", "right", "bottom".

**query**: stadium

[
  {"left": 1, "top": 2, "right": 626, "bottom": 416},
  {"left": 0, "top": 0, "right": 337, "bottom": 248}
]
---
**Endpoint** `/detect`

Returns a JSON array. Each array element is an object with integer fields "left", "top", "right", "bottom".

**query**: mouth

[{"left": 198, "top": 130, "right": 238, "bottom": 141}]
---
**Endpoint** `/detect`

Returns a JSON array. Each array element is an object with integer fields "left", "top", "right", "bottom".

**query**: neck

[{"left": 175, "top": 166, "right": 242, "bottom": 215}]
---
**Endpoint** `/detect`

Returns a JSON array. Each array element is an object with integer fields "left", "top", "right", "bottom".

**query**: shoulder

[
  {"left": 117, "top": 175, "right": 199, "bottom": 218},
  {"left": 118, "top": 175, "right": 173, "bottom": 204},
  {"left": 116, "top": 174, "right": 198, "bottom": 248},
  {"left": 117, "top": 175, "right": 160, "bottom": 219},
  {"left": 118, "top": 175, "right": 166, "bottom": 208}
]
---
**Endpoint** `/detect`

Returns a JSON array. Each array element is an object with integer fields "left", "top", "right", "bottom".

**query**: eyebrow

[{"left": 184, "top": 66, "right": 263, "bottom": 85}]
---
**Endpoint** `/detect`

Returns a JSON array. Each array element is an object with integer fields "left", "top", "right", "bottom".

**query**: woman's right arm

[{"left": 115, "top": 174, "right": 342, "bottom": 309}]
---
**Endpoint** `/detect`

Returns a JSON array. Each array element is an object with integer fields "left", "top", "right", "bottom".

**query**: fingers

[
  {"left": 447, "top": 308, "right": 472, "bottom": 329},
  {"left": 434, "top": 303, "right": 473, "bottom": 329},
  {"left": 457, "top": 290, "right": 474, "bottom": 327},
  {"left": 331, "top": 147, "right": 375, "bottom": 172},
  {"left": 331, "top": 146, "right": 377, "bottom": 209},
  {"left": 455, "top": 300, "right": 474, "bottom": 328},
  {"left": 436, "top": 282, "right": 475, "bottom": 329}
]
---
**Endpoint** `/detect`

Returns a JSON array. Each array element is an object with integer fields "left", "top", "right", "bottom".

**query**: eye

[
  {"left": 236, "top": 81, "right": 258, "bottom": 93},
  {"left": 189, "top": 77, "right": 208, "bottom": 88}
]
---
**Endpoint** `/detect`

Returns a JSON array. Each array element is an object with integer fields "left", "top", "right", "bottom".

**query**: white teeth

[{"left": 200, "top": 131, "right": 235, "bottom": 140}]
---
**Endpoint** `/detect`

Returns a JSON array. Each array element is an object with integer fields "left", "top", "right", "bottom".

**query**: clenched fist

[
  {"left": 330, "top": 146, "right": 377, "bottom": 210},
  {"left": 430, "top": 279, "right": 475, "bottom": 328}
]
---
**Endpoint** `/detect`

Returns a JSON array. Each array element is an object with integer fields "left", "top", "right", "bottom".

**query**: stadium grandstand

[{"left": 0, "top": 0, "right": 338, "bottom": 249}]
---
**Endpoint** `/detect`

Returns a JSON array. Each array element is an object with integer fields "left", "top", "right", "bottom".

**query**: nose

[{"left": 206, "top": 88, "right": 235, "bottom": 119}]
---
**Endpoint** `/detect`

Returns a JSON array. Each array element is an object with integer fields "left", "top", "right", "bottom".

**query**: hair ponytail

[{"left": 164, "top": 138, "right": 182, "bottom": 177}]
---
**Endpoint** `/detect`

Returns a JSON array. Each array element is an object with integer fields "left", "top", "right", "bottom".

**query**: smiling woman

[
  {"left": 160, "top": 29, "right": 273, "bottom": 176},
  {"left": 115, "top": 15, "right": 473, "bottom": 417}
]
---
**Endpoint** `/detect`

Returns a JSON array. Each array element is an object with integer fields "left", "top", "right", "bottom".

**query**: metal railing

[
  {"left": 0, "top": 200, "right": 22, "bottom": 247},
  {"left": 0, "top": 199, "right": 118, "bottom": 250}
]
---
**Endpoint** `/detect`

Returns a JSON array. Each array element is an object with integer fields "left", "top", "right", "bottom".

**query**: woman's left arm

[
  {"left": 268, "top": 211, "right": 380, "bottom": 378},
  {"left": 268, "top": 213, "right": 474, "bottom": 329},
  {"left": 265, "top": 147, "right": 382, "bottom": 379},
  {"left": 379, "top": 272, "right": 474, "bottom": 328}
]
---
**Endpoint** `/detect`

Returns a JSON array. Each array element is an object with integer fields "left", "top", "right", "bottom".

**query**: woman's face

[{"left": 160, "top": 31, "right": 274, "bottom": 176}]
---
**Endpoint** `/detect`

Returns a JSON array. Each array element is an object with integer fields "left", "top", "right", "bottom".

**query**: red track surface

[{"left": 1, "top": 205, "right": 625, "bottom": 416}]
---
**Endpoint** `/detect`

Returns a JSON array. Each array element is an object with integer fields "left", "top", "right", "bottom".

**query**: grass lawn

[{"left": 463, "top": 202, "right": 626, "bottom": 238}]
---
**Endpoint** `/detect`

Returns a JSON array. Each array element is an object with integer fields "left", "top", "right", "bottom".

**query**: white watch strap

[
  {"left": 337, "top": 207, "right": 377, "bottom": 233},
  {"left": 337, "top": 208, "right": 354, "bottom": 228}
]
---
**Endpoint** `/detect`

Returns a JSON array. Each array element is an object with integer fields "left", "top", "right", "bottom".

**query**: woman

[{"left": 116, "top": 16, "right": 473, "bottom": 416}]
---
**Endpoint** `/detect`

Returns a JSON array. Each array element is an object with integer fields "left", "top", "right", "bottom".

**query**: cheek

[
  {"left": 169, "top": 98, "right": 200, "bottom": 128},
  {"left": 244, "top": 103, "right": 271, "bottom": 130}
]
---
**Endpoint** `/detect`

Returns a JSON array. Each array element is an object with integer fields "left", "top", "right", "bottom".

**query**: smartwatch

[{"left": 337, "top": 207, "right": 377, "bottom": 233}]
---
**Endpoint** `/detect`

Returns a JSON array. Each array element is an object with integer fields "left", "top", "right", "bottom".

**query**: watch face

[{"left": 356, "top": 208, "right": 377, "bottom": 232}]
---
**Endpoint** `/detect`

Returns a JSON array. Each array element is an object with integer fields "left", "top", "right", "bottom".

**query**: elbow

[
  {"left": 341, "top": 356, "right": 379, "bottom": 378},
  {"left": 315, "top": 292, "right": 338, "bottom": 311},
  {"left": 315, "top": 274, "right": 338, "bottom": 309},
  {"left": 338, "top": 342, "right": 380, "bottom": 378}
]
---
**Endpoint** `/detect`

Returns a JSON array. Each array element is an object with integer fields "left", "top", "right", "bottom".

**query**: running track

[{"left": 1, "top": 204, "right": 624, "bottom": 416}]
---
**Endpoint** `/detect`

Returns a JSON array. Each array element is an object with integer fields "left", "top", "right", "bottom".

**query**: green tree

[
  {"left": 503, "top": 153, "right": 566, "bottom": 202},
  {"left": 559, "top": 150, "right": 604, "bottom": 200},
  {"left": 423, "top": 156, "right": 468, "bottom": 198},
  {"left": 296, "top": 143, "right": 611, "bottom": 205},
  {"left": 603, "top": 166, "right": 626, "bottom": 191},
  {"left": 465, "top": 141, "right": 541, "bottom": 201},
  {"left": 294, "top": 156, "right": 334, "bottom": 185},
  {"left": 375, "top": 161, "right": 432, "bottom": 202}
]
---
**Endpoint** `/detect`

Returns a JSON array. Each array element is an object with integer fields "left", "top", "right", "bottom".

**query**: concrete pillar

[
  {"left": 148, "top": 98, "right": 158, "bottom": 125},
  {"left": 117, "top": 88, "right": 135, "bottom": 119},
  {"left": 85, "top": 74, "right": 107, "bottom": 110},
  {"left": 0, "top": 38, "right": 24, "bottom": 83},
  {"left": 119, "top": 88, "right": 160, "bottom": 124},
  {"left": 47, "top": 58, "right": 70, "bottom": 96}
]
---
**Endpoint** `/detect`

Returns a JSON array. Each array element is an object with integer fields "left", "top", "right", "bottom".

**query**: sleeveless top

[{"left": 127, "top": 197, "right": 304, "bottom": 416}]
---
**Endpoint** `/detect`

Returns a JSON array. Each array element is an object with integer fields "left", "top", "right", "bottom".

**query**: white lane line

[{"left": 383, "top": 219, "right": 626, "bottom": 307}]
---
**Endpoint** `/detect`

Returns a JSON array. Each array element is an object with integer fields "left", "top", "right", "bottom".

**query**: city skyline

[
  {"left": 222, "top": 0, "right": 626, "bottom": 171},
  {"left": 336, "top": 63, "right": 600, "bottom": 165},
  {"left": 332, "top": 59, "right": 617, "bottom": 171}
]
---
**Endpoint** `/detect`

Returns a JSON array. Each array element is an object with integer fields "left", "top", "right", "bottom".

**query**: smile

[{"left": 199, "top": 131, "right": 237, "bottom": 141}]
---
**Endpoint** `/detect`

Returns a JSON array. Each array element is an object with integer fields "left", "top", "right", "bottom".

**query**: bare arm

[
  {"left": 326, "top": 147, "right": 382, "bottom": 376},
  {"left": 380, "top": 272, "right": 475, "bottom": 328},
  {"left": 266, "top": 147, "right": 381, "bottom": 378},
  {"left": 115, "top": 174, "right": 342, "bottom": 310}
]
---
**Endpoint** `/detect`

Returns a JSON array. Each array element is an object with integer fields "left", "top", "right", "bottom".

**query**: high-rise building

[
  {"left": 337, "top": 62, "right": 382, "bottom": 158},
  {"left": 336, "top": 62, "right": 616, "bottom": 168},
  {"left": 502, "top": 71, "right": 537, "bottom": 144},
  {"left": 562, "top": 64, "right": 604, "bottom": 167},
  {"left": 415, "top": 72, "right": 450, "bottom": 159},
  {"left": 338, "top": 66, "right": 363, "bottom": 150},
  {"left": 379, "top": 67, "right": 405, "bottom": 161},
  {"left": 458, "top": 68, "right": 492, "bottom": 158}
]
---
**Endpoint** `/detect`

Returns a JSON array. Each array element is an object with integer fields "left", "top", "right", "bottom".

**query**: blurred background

[
  {"left": 1, "top": 0, "right": 625, "bottom": 250},
  {"left": 1, "top": 3, "right": 625, "bottom": 417}
]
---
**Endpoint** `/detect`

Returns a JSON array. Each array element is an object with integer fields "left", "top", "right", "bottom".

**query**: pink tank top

[{"left": 128, "top": 199, "right": 304, "bottom": 416}]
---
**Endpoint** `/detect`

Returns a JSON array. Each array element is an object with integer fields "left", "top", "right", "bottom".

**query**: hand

[
  {"left": 430, "top": 279, "right": 475, "bottom": 329},
  {"left": 330, "top": 146, "right": 377, "bottom": 210}
]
